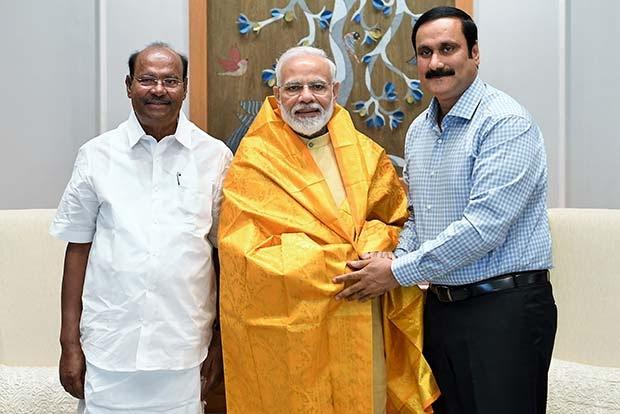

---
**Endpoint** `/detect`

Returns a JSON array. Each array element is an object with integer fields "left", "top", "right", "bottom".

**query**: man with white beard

[{"left": 217, "top": 46, "right": 438, "bottom": 414}]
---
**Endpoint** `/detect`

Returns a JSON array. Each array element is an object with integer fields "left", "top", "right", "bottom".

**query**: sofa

[{"left": 1, "top": 208, "right": 619, "bottom": 413}]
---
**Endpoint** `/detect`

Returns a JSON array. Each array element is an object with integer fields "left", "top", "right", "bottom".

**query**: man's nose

[
  {"left": 298, "top": 85, "right": 316, "bottom": 103},
  {"left": 429, "top": 53, "right": 444, "bottom": 70},
  {"left": 151, "top": 82, "right": 167, "bottom": 96}
]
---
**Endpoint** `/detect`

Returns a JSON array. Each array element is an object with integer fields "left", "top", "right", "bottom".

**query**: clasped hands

[{"left": 332, "top": 251, "right": 399, "bottom": 302}]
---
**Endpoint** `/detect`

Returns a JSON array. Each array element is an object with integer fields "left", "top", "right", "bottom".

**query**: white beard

[{"left": 280, "top": 102, "right": 333, "bottom": 137}]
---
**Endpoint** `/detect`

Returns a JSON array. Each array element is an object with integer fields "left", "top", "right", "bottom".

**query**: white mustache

[{"left": 292, "top": 103, "right": 323, "bottom": 115}]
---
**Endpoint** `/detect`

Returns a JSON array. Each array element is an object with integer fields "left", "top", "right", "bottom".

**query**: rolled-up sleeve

[{"left": 49, "top": 147, "right": 99, "bottom": 243}]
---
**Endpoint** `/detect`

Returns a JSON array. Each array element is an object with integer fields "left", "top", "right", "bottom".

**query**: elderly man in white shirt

[{"left": 50, "top": 42, "right": 232, "bottom": 413}]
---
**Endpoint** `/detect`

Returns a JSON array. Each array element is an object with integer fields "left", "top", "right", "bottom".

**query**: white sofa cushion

[
  {"left": 547, "top": 358, "right": 620, "bottom": 413},
  {"left": 0, "top": 209, "right": 66, "bottom": 366},
  {"left": 0, "top": 365, "right": 77, "bottom": 413}
]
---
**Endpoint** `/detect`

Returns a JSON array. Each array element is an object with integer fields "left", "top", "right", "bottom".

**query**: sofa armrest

[
  {"left": 0, "top": 365, "right": 77, "bottom": 414},
  {"left": 547, "top": 358, "right": 620, "bottom": 413}
]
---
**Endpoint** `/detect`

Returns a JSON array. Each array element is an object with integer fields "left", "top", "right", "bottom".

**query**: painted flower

[
  {"left": 405, "top": 79, "right": 424, "bottom": 104},
  {"left": 388, "top": 110, "right": 404, "bottom": 129},
  {"left": 361, "top": 54, "right": 374, "bottom": 64},
  {"left": 372, "top": 0, "right": 385, "bottom": 11},
  {"left": 270, "top": 8, "right": 284, "bottom": 18},
  {"left": 366, "top": 114, "right": 385, "bottom": 128},
  {"left": 383, "top": 82, "right": 397, "bottom": 101},
  {"left": 352, "top": 100, "right": 369, "bottom": 117},
  {"left": 237, "top": 14, "right": 252, "bottom": 35},
  {"left": 261, "top": 67, "right": 276, "bottom": 88},
  {"left": 352, "top": 12, "right": 361, "bottom": 24},
  {"left": 363, "top": 34, "right": 375, "bottom": 46},
  {"left": 319, "top": 9, "right": 333, "bottom": 30},
  {"left": 284, "top": 10, "right": 295, "bottom": 22}
]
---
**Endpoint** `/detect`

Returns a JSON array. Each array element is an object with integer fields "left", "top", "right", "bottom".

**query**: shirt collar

[
  {"left": 298, "top": 132, "right": 331, "bottom": 149},
  {"left": 126, "top": 110, "right": 193, "bottom": 149},
  {"left": 426, "top": 76, "right": 485, "bottom": 123}
]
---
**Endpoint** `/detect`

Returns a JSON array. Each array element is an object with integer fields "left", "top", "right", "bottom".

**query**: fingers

[
  {"left": 74, "top": 375, "right": 85, "bottom": 399},
  {"left": 347, "top": 259, "right": 372, "bottom": 269},
  {"left": 60, "top": 371, "right": 85, "bottom": 399},
  {"left": 335, "top": 281, "right": 366, "bottom": 300},
  {"left": 332, "top": 271, "right": 360, "bottom": 284},
  {"left": 360, "top": 251, "right": 394, "bottom": 260},
  {"left": 59, "top": 347, "right": 86, "bottom": 399}
]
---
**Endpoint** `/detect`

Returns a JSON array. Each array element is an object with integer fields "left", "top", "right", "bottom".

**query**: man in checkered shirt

[{"left": 334, "top": 6, "right": 557, "bottom": 414}]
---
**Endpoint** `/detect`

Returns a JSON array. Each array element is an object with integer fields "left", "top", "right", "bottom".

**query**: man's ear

[
  {"left": 273, "top": 85, "right": 280, "bottom": 102},
  {"left": 125, "top": 75, "right": 132, "bottom": 98},
  {"left": 471, "top": 42, "right": 480, "bottom": 66},
  {"left": 182, "top": 78, "right": 188, "bottom": 100},
  {"left": 332, "top": 82, "right": 340, "bottom": 103}
]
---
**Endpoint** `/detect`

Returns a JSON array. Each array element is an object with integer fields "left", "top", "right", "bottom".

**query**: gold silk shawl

[{"left": 218, "top": 97, "right": 439, "bottom": 413}]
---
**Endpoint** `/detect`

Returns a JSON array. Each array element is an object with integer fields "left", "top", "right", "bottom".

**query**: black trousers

[{"left": 423, "top": 282, "right": 557, "bottom": 414}]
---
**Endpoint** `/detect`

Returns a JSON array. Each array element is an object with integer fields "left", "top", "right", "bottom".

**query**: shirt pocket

[{"left": 175, "top": 171, "right": 214, "bottom": 229}]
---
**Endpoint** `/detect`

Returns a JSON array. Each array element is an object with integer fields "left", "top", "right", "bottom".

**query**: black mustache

[
  {"left": 145, "top": 99, "right": 171, "bottom": 105},
  {"left": 426, "top": 69, "right": 455, "bottom": 79}
]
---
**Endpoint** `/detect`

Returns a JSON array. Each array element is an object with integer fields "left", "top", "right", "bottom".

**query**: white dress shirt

[{"left": 50, "top": 111, "right": 232, "bottom": 371}]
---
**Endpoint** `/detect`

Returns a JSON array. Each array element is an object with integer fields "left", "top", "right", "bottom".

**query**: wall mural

[{"left": 201, "top": 0, "right": 459, "bottom": 161}]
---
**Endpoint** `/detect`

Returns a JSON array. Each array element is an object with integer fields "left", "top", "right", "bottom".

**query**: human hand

[
  {"left": 201, "top": 330, "right": 224, "bottom": 401},
  {"left": 360, "top": 251, "right": 395, "bottom": 260},
  {"left": 59, "top": 344, "right": 86, "bottom": 399},
  {"left": 333, "top": 257, "right": 400, "bottom": 302}
]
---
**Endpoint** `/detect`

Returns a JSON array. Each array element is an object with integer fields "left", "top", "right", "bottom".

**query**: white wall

[
  {"left": 477, "top": 0, "right": 620, "bottom": 208},
  {"left": 0, "top": 0, "right": 188, "bottom": 209},
  {"left": 1, "top": 1, "right": 98, "bottom": 209},
  {"left": 100, "top": 0, "right": 188, "bottom": 133},
  {"left": 477, "top": 0, "right": 564, "bottom": 207},
  {"left": 565, "top": 0, "right": 620, "bottom": 208}
]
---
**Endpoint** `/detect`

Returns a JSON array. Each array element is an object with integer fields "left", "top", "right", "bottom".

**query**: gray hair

[{"left": 275, "top": 46, "right": 337, "bottom": 85}]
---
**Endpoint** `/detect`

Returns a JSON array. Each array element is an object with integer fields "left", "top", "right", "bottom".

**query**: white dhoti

[{"left": 77, "top": 362, "right": 202, "bottom": 414}]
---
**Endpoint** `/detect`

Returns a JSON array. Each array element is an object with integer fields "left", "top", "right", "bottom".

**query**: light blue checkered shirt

[{"left": 392, "top": 77, "right": 552, "bottom": 286}]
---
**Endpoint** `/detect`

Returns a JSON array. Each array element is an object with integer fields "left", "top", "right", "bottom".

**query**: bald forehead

[
  {"left": 135, "top": 47, "right": 183, "bottom": 74},
  {"left": 280, "top": 54, "right": 332, "bottom": 83}
]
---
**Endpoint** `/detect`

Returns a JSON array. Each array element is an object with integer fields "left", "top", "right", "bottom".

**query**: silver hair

[{"left": 275, "top": 46, "right": 337, "bottom": 85}]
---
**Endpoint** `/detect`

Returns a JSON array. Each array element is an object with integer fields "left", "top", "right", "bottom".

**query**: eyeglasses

[
  {"left": 133, "top": 76, "right": 184, "bottom": 89},
  {"left": 278, "top": 81, "right": 333, "bottom": 97}
]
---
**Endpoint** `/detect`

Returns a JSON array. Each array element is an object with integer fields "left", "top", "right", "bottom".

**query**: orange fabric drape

[{"left": 218, "top": 97, "right": 438, "bottom": 413}]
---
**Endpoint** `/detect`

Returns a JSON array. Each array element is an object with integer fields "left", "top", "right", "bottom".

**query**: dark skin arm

[
  {"left": 201, "top": 248, "right": 224, "bottom": 399},
  {"left": 201, "top": 329, "right": 223, "bottom": 398},
  {"left": 59, "top": 242, "right": 91, "bottom": 399}
]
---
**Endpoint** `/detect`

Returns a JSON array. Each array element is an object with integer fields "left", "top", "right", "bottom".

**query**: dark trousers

[{"left": 423, "top": 282, "right": 557, "bottom": 414}]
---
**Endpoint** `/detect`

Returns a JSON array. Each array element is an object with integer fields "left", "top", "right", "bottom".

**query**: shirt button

[
  {"left": 154, "top": 185, "right": 159, "bottom": 192},
  {"left": 437, "top": 139, "right": 443, "bottom": 144},
  {"left": 426, "top": 205, "right": 432, "bottom": 210},
  {"left": 430, "top": 171, "right": 435, "bottom": 177}
]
